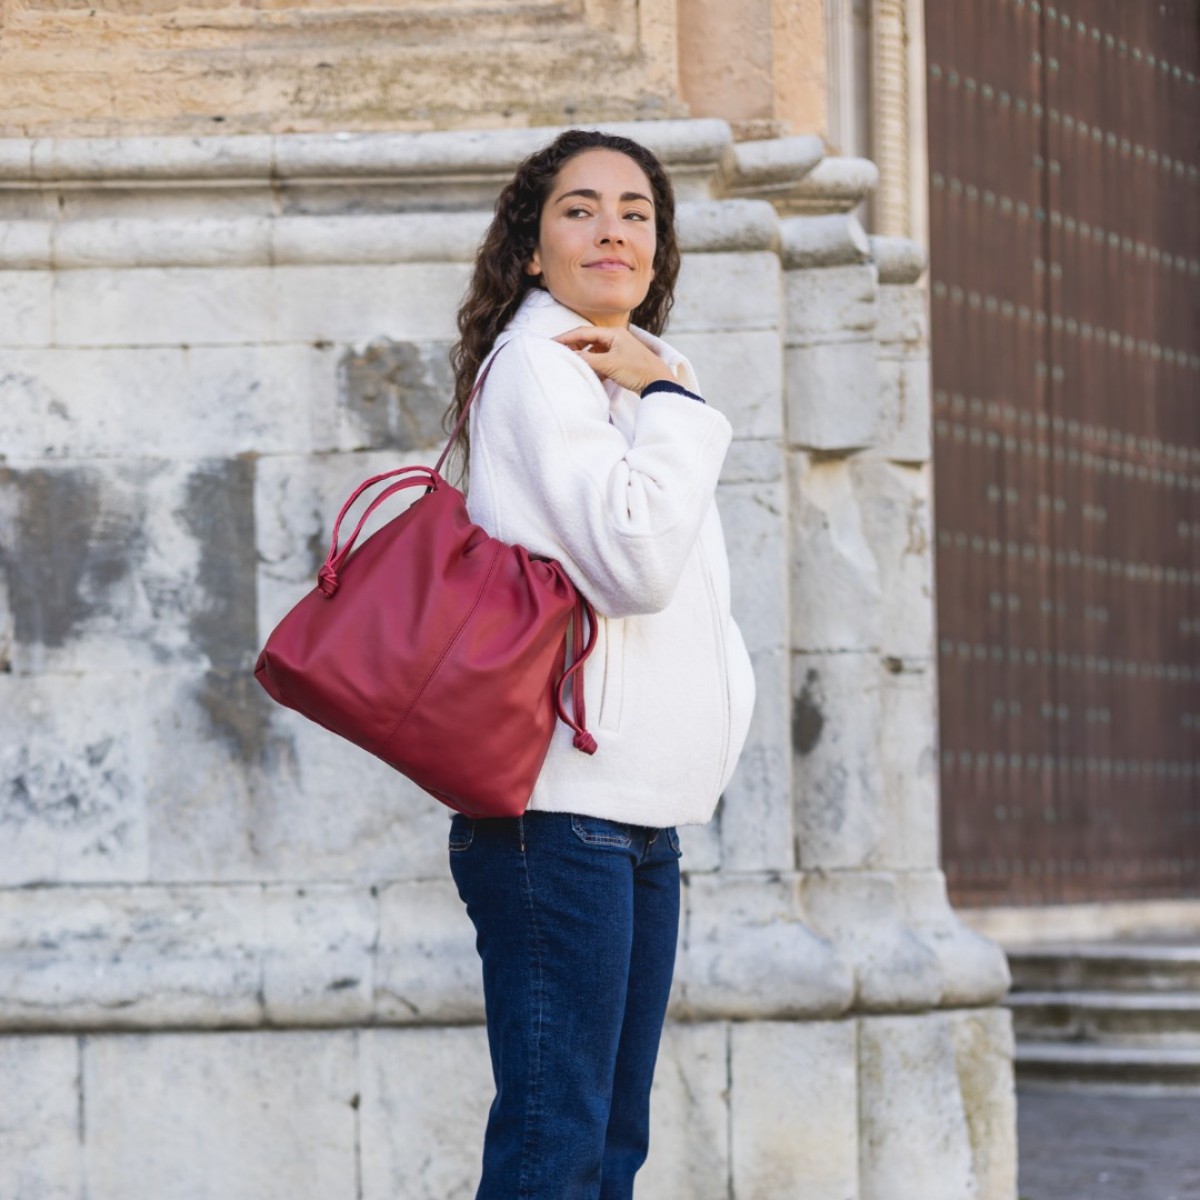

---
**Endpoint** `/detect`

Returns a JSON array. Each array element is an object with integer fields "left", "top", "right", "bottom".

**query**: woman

[{"left": 445, "top": 128, "right": 756, "bottom": 1200}]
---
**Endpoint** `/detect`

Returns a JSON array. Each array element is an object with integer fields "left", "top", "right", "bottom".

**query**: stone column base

[{"left": 2, "top": 1009, "right": 1016, "bottom": 1200}]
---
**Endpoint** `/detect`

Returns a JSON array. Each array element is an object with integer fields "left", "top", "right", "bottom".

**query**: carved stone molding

[{"left": 0, "top": 0, "right": 683, "bottom": 137}]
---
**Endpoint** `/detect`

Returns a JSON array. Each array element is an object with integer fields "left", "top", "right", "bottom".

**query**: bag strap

[
  {"left": 432, "top": 338, "right": 512, "bottom": 478},
  {"left": 320, "top": 339, "right": 512, "bottom": 592},
  {"left": 317, "top": 466, "right": 440, "bottom": 597}
]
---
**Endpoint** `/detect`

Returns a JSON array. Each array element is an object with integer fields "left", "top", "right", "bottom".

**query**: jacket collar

[{"left": 499, "top": 287, "right": 698, "bottom": 392}]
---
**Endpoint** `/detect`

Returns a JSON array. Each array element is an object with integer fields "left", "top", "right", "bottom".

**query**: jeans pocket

[
  {"left": 448, "top": 813, "right": 475, "bottom": 852},
  {"left": 570, "top": 814, "right": 633, "bottom": 848},
  {"left": 665, "top": 827, "right": 682, "bottom": 858}
]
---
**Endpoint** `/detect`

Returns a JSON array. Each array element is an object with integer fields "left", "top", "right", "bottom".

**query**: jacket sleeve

[{"left": 468, "top": 333, "right": 732, "bottom": 618}]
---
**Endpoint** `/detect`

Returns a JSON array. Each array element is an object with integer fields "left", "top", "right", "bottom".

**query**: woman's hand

[{"left": 554, "top": 325, "right": 677, "bottom": 394}]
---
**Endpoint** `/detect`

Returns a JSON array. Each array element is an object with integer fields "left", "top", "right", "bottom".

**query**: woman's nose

[{"left": 595, "top": 211, "right": 625, "bottom": 242}]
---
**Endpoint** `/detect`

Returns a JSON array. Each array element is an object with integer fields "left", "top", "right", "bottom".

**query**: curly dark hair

[{"left": 443, "top": 128, "right": 681, "bottom": 479}]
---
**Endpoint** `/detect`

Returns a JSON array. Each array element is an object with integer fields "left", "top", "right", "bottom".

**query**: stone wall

[
  {"left": 0, "top": 0, "right": 684, "bottom": 138},
  {"left": 0, "top": 120, "right": 1016, "bottom": 1198},
  {"left": 0, "top": 0, "right": 841, "bottom": 148}
]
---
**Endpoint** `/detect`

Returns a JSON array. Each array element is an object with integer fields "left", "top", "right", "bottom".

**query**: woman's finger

[{"left": 554, "top": 326, "right": 614, "bottom": 351}]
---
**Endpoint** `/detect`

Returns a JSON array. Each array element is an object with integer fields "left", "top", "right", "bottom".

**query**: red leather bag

[{"left": 254, "top": 349, "right": 597, "bottom": 818}]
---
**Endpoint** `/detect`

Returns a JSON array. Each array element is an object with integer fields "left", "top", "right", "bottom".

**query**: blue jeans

[{"left": 448, "top": 809, "right": 682, "bottom": 1200}]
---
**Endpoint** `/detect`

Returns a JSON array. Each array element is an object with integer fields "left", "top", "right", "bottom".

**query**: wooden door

[{"left": 925, "top": 0, "right": 1200, "bottom": 904}]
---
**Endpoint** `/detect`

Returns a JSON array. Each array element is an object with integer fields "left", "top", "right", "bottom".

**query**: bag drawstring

[{"left": 555, "top": 594, "right": 598, "bottom": 755}]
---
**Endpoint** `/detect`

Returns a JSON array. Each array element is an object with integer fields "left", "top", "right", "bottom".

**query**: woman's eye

[
  {"left": 566, "top": 207, "right": 591, "bottom": 218},
  {"left": 625, "top": 211, "right": 649, "bottom": 221}
]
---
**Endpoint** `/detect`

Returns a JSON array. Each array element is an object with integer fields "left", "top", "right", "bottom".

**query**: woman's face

[{"left": 527, "top": 149, "right": 658, "bottom": 328}]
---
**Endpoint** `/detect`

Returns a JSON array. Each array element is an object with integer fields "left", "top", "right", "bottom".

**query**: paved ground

[{"left": 1017, "top": 1086, "right": 1200, "bottom": 1199}]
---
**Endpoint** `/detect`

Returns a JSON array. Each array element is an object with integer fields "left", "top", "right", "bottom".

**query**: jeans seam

[{"left": 517, "top": 824, "right": 545, "bottom": 1199}]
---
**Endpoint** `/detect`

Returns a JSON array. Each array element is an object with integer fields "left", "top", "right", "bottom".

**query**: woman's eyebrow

[{"left": 554, "top": 188, "right": 654, "bottom": 205}]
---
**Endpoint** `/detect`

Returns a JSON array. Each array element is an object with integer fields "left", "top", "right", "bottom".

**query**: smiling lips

[{"left": 584, "top": 259, "right": 634, "bottom": 270}]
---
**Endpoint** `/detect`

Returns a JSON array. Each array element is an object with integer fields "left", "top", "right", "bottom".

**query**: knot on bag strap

[{"left": 317, "top": 564, "right": 340, "bottom": 597}]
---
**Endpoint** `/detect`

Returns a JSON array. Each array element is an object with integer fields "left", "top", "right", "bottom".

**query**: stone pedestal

[{"left": 0, "top": 120, "right": 1015, "bottom": 1198}]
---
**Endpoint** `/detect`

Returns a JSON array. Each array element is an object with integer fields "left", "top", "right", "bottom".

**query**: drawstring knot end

[
  {"left": 317, "top": 564, "right": 339, "bottom": 598},
  {"left": 572, "top": 730, "right": 598, "bottom": 755}
]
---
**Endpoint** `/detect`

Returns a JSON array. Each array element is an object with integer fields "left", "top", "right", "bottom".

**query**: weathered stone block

[
  {"left": 874, "top": 352, "right": 932, "bottom": 462},
  {"left": 731, "top": 1020, "right": 858, "bottom": 1200},
  {"left": 54, "top": 213, "right": 273, "bottom": 269},
  {"left": 144, "top": 668, "right": 450, "bottom": 884},
  {"left": 848, "top": 457, "right": 934, "bottom": 659},
  {"left": 718, "top": 647, "right": 791, "bottom": 872},
  {"left": 676, "top": 871, "right": 852, "bottom": 1019},
  {"left": 676, "top": 198, "right": 779, "bottom": 253},
  {"left": 802, "top": 873, "right": 942, "bottom": 1011},
  {"left": 949, "top": 1007, "right": 1018, "bottom": 1200},
  {"left": 676, "top": 813, "right": 722, "bottom": 873},
  {"left": 668, "top": 328, "right": 783, "bottom": 440},
  {"left": 719, "top": 478, "right": 787, "bottom": 656},
  {"left": 376, "top": 878, "right": 483, "bottom": 1024},
  {"left": 875, "top": 281, "right": 926, "bottom": 347},
  {"left": 334, "top": 337, "right": 455, "bottom": 454},
  {"left": 0, "top": 271, "right": 52, "bottom": 345},
  {"left": 719, "top": 436, "right": 783, "bottom": 484},
  {"left": 0, "top": 1036, "right": 83, "bottom": 1200},
  {"left": 785, "top": 263, "right": 877, "bottom": 341},
  {"left": 259, "top": 885, "right": 376, "bottom": 1025},
  {"left": 359, "top": 1026, "right": 493, "bottom": 1200},
  {"left": 0, "top": 883, "right": 376, "bottom": 1030},
  {"left": 791, "top": 651, "right": 885, "bottom": 868},
  {"left": 789, "top": 452, "right": 881, "bottom": 652},
  {"left": 785, "top": 338, "right": 881, "bottom": 449},
  {"left": 0, "top": 344, "right": 331, "bottom": 461},
  {"left": 0, "top": 457, "right": 257, "bottom": 675},
  {"left": 672, "top": 251, "right": 781, "bottom": 333},
  {"left": 858, "top": 1013, "right": 979, "bottom": 1200},
  {"left": 25, "top": 133, "right": 268, "bottom": 193},
  {"left": 271, "top": 212, "right": 487, "bottom": 267},
  {"left": 641, "top": 1022, "right": 731, "bottom": 1199},
  {"left": 54, "top": 266, "right": 276, "bottom": 347},
  {"left": 0, "top": 672, "right": 149, "bottom": 885},
  {"left": 0, "top": 884, "right": 260, "bottom": 1029},
  {"left": 780, "top": 212, "right": 871, "bottom": 270},
  {"left": 878, "top": 658, "right": 940, "bottom": 870},
  {"left": 83, "top": 1030, "right": 359, "bottom": 1200},
  {"left": 271, "top": 263, "right": 469, "bottom": 344},
  {"left": 0, "top": 216, "right": 51, "bottom": 268}
]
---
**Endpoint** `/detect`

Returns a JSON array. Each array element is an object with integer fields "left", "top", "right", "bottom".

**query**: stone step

[
  {"left": 1006, "top": 941, "right": 1200, "bottom": 993},
  {"left": 1015, "top": 1042, "right": 1200, "bottom": 1087},
  {"left": 1007, "top": 990, "right": 1200, "bottom": 1046}
]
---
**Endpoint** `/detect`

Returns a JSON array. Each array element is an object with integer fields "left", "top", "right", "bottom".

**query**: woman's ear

[{"left": 525, "top": 249, "right": 542, "bottom": 278}]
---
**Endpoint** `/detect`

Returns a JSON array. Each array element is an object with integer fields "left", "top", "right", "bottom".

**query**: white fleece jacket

[{"left": 466, "top": 288, "right": 756, "bottom": 828}]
